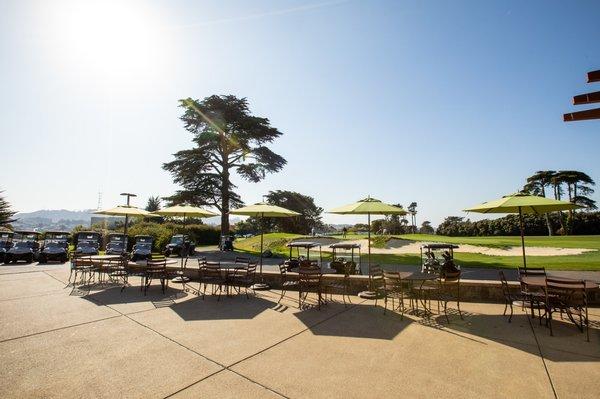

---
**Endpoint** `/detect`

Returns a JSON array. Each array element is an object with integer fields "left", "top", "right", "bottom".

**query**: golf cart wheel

[
  {"left": 38, "top": 256, "right": 46, "bottom": 264},
  {"left": 25, "top": 254, "right": 33, "bottom": 264}
]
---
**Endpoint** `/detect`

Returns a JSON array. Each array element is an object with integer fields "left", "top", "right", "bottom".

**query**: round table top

[
  {"left": 521, "top": 275, "right": 599, "bottom": 290},
  {"left": 398, "top": 271, "right": 438, "bottom": 281},
  {"left": 129, "top": 259, "right": 179, "bottom": 266}
]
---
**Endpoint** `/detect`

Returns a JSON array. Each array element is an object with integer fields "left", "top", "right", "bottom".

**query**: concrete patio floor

[{"left": 0, "top": 263, "right": 599, "bottom": 398}]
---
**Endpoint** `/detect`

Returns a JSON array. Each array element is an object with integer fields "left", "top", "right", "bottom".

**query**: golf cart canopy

[
  {"left": 15, "top": 231, "right": 41, "bottom": 241},
  {"left": 77, "top": 232, "right": 101, "bottom": 240},
  {"left": 44, "top": 231, "right": 70, "bottom": 241},
  {"left": 287, "top": 241, "right": 320, "bottom": 249},
  {"left": 0, "top": 232, "right": 14, "bottom": 241},
  {"left": 329, "top": 243, "right": 361, "bottom": 249},
  {"left": 135, "top": 236, "right": 153, "bottom": 244},
  {"left": 421, "top": 244, "right": 459, "bottom": 250},
  {"left": 108, "top": 233, "right": 127, "bottom": 242}
]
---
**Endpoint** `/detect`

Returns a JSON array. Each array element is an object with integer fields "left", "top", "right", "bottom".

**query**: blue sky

[{"left": 1, "top": 0, "right": 599, "bottom": 226}]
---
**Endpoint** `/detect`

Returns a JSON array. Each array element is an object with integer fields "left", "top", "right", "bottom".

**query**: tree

[
  {"left": 523, "top": 170, "right": 556, "bottom": 236},
  {"left": 0, "top": 191, "right": 16, "bottom": 227},
  {"left": 407, "top": 202, "right": 417, "bottom": 233},
  {"left": 163, "top": 95, "right": 286, "bottom": 234},
  {"left": 419, "top": 221, "right": 434, "bottom": 234},
  {"left": 555, "top": 170, "right": 596, "bottom": 234},
  {"left": 145, "top": 196, "right": 162, "bottom": 212}
]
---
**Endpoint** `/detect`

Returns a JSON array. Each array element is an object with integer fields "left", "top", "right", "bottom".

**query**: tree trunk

[
  {"left": 220, "top": 166, "right": 230, "bottom": 235},
  {"left": 540, "top": 186, "right": 553, "bottom": 236}
]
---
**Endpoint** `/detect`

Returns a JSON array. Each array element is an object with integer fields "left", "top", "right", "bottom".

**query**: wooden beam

[
  {"left": 564, "top": 108, "right": 600, "bottom": 122},
  {"left": 588, "top": 70, "right": 600, "bottom": 83},
  {"left": 573, "top": 91, "right": 600, "bottom": 105}
]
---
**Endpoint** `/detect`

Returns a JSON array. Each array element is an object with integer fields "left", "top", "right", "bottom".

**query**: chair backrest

[
  {"left": 200, "top": 262, "right": 221, "bottom": 278},
  {"left": 146, "top": 258, "right": 167, "bottom": 272},
  {"left": 150, "top": 254, "right": 166, "bottom": 261},
  {"left": 546, "top": 277, "right": 587, "bottom": 307},
  {"left": 518, "top": 267, "right": 546, "bottom": 277},
  {"left": 246, "top": 263, "right": 257, "bottom": 280},
  {"left": 197, "top": 257, "right": 207, "bottom": 267},
  {"left": 498, "top": 270, "right": 511, "bottom": 299},
  {"left": 278, "top": 262, "right": 288, "bottom": 276},
  {"left": 235, "top": 256, "right": 250, "bottom": 265},
  {"left": 298, "top": 267, "right": 322, "bottom": 286},
  {"left": 383, "top": 271, "right": 401, "bottom": 291},
  {"left": 369, "top": 264, "right": 384, "bottom": 289}
]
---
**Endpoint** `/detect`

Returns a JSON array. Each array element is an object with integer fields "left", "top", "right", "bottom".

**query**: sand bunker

[{"left": 315, "top": 238, "right": 595, "bottom": 257}]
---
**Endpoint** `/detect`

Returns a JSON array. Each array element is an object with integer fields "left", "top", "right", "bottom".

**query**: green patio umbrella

[
  {"left": 94, "top": 205, "right": 151, "bottom": 236},
  {"left": 464, "top": 193, "right": 580, "bottom": 268},
  {"left": 230, "top": 202, "right": 300, "bottom": 289},
  {"left": 329, "top": 196, "right": 407, "bottom": 269}
]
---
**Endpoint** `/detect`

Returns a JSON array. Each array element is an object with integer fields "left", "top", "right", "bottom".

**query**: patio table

[
  {"left": 398, "top": 271, "right": 439, "bottom": 313},
  {"left": 520, "top": 276, "right": 598, "bottom": 290}
]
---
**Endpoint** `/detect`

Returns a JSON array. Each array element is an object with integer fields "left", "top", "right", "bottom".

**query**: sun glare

[{"left": 42, "top": 0, "right": 169, "bottom": 84}]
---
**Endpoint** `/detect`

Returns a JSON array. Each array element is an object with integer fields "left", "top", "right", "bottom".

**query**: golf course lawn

[{"left": 234, "top": 233, "right": 600, "bottom": 271}]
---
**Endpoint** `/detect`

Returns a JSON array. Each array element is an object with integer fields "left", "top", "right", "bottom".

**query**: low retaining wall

[{"left": 175, "top": 267, "right": 600, "bottom": 305}]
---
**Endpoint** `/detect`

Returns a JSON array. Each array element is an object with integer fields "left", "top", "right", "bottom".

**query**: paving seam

[
  {"left": 527, "top": 315, "right": 559, "bottom": 399},
  {"left": 0, "top": 290, "right": 65, "bottom": 303},
  {"left": 0, "top": 314, "right": 123, "bottom": 344}
]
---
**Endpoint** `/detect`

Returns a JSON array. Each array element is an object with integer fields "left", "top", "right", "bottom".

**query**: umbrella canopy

[
  {"left": 329, "top": 197, "right": 407, "bottom": 215},
  {"left": 230, "top": 203, "right": 300, "bottom": 288},
  {"left": 152, "top": 205, "right": 218, "bottom": 218},
  {"left": 94, "top": 206, "right": 151, "bottom": 236},
  {"left": 329, "top": 197, "right": 406, "bottom": 270},
  {"left": 94, "top": 206, "right": 152, "bottom": 217},
  {"left": 464, "top": 193, "right": 581, "bottom": 267},
  {"left": 464, "top": 193, "right": 580, "bottom": 215},
  {"left": 230, "top": 203, "right": 300, "bottom": 217}
]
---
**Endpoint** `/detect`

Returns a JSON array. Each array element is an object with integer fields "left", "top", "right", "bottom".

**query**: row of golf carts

[{"left": 0, "top": 230, "right": 195, "bottom": 264}]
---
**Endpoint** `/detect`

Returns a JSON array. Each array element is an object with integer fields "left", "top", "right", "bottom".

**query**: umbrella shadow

[
  {"left": 82, "top": 284, "right": 188, "bottom": 309},
  {"left": 169, "top": 292, "right": 277, "bottom": 321}
]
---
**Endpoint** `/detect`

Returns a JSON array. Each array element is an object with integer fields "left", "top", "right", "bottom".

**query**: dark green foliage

[
  {"left": 420, "top": 221, "right": 435, "bottom": 234},
  {"left": 0, "top": 191, "right": 16, "bottom": 227},
  {"left": 145, "top": 196, "right": 162, "bottom": 212},
  {"left": 163, "top": 95, "right": 286, "bottom": 234}
]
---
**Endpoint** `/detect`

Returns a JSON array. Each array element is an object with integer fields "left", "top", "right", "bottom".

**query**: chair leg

[
  {"left": 278, "top": 287, "right": 286, "bottom": 303},
  {"left": 508, "top": 302, "right": 513, "bottom": 323},
  {"left": 444, "top": 301, "right": 450, "bottom": 324},
  {"left": 503, "top": 302, "right": 508, "bottom": 316}
]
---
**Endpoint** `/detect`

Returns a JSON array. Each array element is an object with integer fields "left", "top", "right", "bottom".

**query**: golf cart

[
  {"left": 420, "top": 243, "right": 459, "bottom": 273},
  {"left": 329, "top": 242, "right": 362, "bottom": 275},
  {"left": 220, "top": 235, "right": 235, "bottom": 251},
  {"left": 0, "top": 230, "right": 14, "bottom": 263},
  {"left": 285, "top": 241, "right": 323, "bottom": 270},
  {"left": 105, "top": 233, "right": 128, "bottom": 255},
  {"left": 75, "top": 231, "right": 101, "bottom": 256},
  {"left": 4, "top": 231, "right": 41, "bottom": 264},
  {"left": 164, "top": 234, "right": 195, "bottom": 257},
  {"left": 39, "top": 231, "right": 69, "bottom": 263},
  {"left": 131, "top": 235, "right": 153, "bottom": 261}
]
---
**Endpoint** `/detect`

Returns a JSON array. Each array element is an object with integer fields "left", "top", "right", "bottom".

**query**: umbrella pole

[
  {"left": 253, "top": 213, "right": 269, "bottom": 290},
  {"left": 367, "top": 213, "right": 371, "bottom": 269},
  {"left": 124, "top": 215, "right": 129, "bottom": 237},
  {"left": 519, "top": 207, "right": 527, "bottom": 269}
]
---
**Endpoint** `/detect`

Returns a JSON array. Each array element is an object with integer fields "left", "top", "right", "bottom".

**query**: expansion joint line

[{"left": 527, "top": 314, "right": 558, "bottom": 399}]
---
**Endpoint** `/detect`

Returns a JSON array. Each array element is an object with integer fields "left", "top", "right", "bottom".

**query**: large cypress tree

[
  {"left": 163, "top": 95, "right": 286, "bottom": 234},
  {"left": 0, "top": 191, "right": 16, "bottom": 227}
]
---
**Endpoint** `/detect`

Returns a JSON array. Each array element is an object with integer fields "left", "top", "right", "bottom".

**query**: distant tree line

[{"left": 437, "top": 212, "right": 600, "bottom": 237}]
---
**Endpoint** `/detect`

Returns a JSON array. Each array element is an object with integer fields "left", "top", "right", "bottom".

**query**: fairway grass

[{"left": 234, "top": 233, "right": 600, "bottom": 271}]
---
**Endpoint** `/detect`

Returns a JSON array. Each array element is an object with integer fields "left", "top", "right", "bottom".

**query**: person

[
  {"left": 342, "top": 227, "right": 348, "bottom": 238},
  {"left": 311, "top": 227, "right": 315, "bottom": 236}
]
